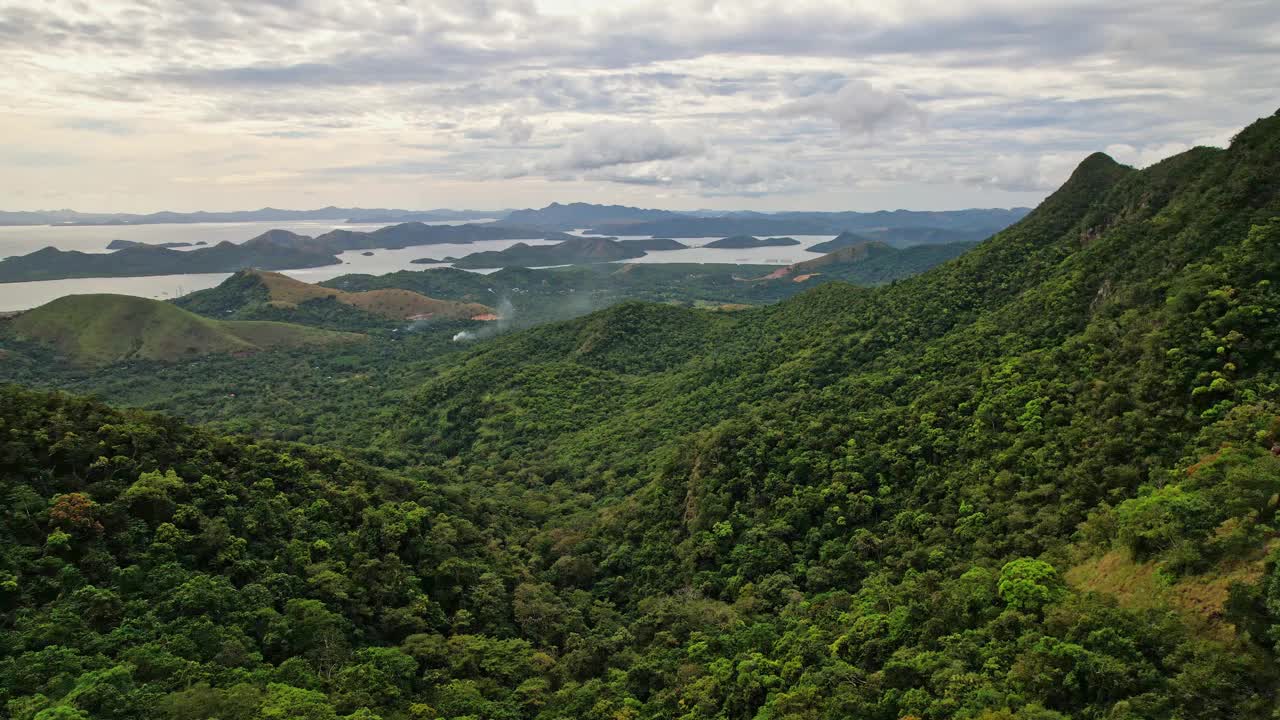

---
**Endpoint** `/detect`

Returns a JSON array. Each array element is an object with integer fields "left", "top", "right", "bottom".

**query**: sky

[{"left": 1, "top": 0, "right": 1277, "bottom": 213}]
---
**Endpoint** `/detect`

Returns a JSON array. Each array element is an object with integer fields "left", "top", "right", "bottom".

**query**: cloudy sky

[{"left": 2, "top": 0, "right": 1276, "bottom": 212}]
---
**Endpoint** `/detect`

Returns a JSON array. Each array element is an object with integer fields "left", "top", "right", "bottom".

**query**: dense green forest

[{"left": 2, "top": 111, "right": 1280, "bottom": 720}]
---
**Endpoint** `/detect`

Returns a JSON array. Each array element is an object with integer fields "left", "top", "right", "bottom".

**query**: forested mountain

[{"left": 2, "top": 111, "right": 1280, "bottom": 720}]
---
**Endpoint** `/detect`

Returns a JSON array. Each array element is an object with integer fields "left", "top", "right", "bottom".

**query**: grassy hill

[
  {"left": 176, "top": 270, "right": 496, "bottom": 329},
  {"left": 4, "top": 294, "right": 361, "bottom": 365}
]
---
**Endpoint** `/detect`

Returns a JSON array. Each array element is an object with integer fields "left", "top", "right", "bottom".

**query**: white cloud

[
  {"left": 548, "top": 121, "right": 703, "bottom": 171},
  {"left": 1103, "top": 141, "right": 1191, "bottom": 168},
  {"left": 499, "top": 115, "right": 536, "bottom": 144},
  {"left": 779, "top": 79, "right": 926, "bottom": 136},
  {"left": 0, "top": 0, "right": 1274, "bottom": 210}
]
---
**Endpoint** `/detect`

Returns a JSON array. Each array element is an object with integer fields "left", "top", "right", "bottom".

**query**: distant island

[
  {"left": 704, "top": 235, "right": 802, "bottom": 249},
  {"left": 410, "top": 239, "right": 681, "bottom": 265},
  {"left": 618, "top": 238, "right": 688, "bottom": 251},
  {"left": 0, "top": 222, "right": 587, "bottom": 282},
  {"left": 106, "top": 239, "right": 194, "bottom": 250},
  {"left": 451, "top": 237, "right": 647, "bottom": 269},
  {"left": 0, "top": 236, "right": 340, "bottom": 283}
]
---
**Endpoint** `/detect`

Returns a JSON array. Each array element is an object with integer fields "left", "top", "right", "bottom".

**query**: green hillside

[
  {"left": 4, "top": 294, "right": 361, "bottom": 365},
  {"left": 1, "top": 111, "right": 1279, "bottom": 720}
]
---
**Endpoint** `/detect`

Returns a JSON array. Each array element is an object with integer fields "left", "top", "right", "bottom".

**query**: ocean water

[{"left": 0, "top": 222, "right": 840, "bottom": 311}]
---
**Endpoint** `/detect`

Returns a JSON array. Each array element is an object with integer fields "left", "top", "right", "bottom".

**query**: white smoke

[{"left": 452, "top": 296, "right": 515, "bottom": 342}]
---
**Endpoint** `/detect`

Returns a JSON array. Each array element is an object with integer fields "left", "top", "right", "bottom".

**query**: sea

[{"left": 0, "top": 220, "right": 836, "bottom": 311}]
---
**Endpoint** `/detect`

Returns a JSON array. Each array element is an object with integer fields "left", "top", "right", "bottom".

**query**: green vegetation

[
  {"left": 4, "top": 295, "right": 360, "bottom": 365},
  {"left": 2, "top": 111, "right": 1280, "bottom": 720}
]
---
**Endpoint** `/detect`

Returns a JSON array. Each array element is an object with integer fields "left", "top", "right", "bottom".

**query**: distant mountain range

[
  {"left": 0, "top": 207, "right": 504, "bottom": 226},
  {"left": 0, "top": 203, "right": 1031, "bottom": 243},
  {"left": 497, "top": 203, "right": 1030, "bottom": 240}
]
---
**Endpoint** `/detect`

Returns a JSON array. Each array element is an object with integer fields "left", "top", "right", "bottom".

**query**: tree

[{"left": 997, "top": 559, "right": 1065, "bottom": 612}]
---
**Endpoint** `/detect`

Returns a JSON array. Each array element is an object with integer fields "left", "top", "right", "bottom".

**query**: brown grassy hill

[{"left": 252, "top": 271, "right": 496, "bottom": 320}]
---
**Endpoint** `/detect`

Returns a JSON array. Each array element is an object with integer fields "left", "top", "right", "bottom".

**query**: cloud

[
  {"left": 549, "top": 122, "right": 703, "bottom": 171},
  {"left": 0, "top": 0, "right": 1275, "bottom": 210},
  {"left": 1103, "top": 141, "right": 1193, "bottom": 168},
  {"left": 59, "top": 118, "right": 134, "bottom": 136},
  {"left": 780, "top": 80, "right": 926, "bottom": 136}
]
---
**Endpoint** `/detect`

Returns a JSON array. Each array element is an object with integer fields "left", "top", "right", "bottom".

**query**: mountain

[
  {"left": 343, "top": 209, "right": 508, "bottom": 223},
  {"left": 803, "top": 230, "right": 872, "bottom": 253},
  {"left": 702, "top": 235, "right": 801, "bottom": 249},
  {"left": 382, "top": 114, "right": 1280, "bottom": 715},
  {"left": 2, "top": 112, "right": 1279, "bottom": 720},
  {"left": 175, "top": 269, "right": 497, "bottom": 328},
  {"left": 312, "top": 223, "right": 575, "bottom": 251},
  {"left": 0, "top": 240, "right": 341, "bottom": 283},
  {"left": 2, "top": 294, "right": 360, "bottom": 364},
  {"left": 582, "top": 207, "right": 1031, "bottom": 238},
  {"left": 501, "top": 201, "right": 680, "bottom": 229},
  {"left": 450, "top": 236, "right": 647, "bottom": 268},
  {"left": 0, "top": 206, "right": 500, "bottom": 226},
  {"left": 586, "top": 216, "right": 834, "bottom": 237}
]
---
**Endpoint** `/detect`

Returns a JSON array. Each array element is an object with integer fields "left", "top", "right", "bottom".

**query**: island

[
  {"left": 106, "top": 239, "right": 194, "bottom": 250},
  {"left": 703, "top": 235, "right": 802, "bottom": 249},
  {"left": 0, "top": 232, "right": 341, "bottom": 283},
  {"left": 0, "top": 222, "right": 650, "bottom": 283},
  {"left": 618, "top": 238, "right": 688, "bottom": 251},
  {"left": 450, "top": 237, "right": 647, "bottom": 269}
]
